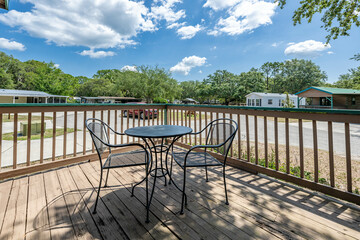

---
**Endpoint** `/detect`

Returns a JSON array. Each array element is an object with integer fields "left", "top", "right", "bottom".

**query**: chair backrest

[
  {"left": 86, "top": 118, "right": 110, "bottom": 159},
  {"left": 205, "top": 118, "right": 237, "bottom": 162}
]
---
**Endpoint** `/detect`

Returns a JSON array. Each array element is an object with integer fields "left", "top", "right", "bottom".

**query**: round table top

[{"left": 124, "top": 125, "right": 193, "bottom": 138}]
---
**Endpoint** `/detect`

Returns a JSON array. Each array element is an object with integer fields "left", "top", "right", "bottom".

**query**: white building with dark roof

[
  {"left": 0, "top": 89, "right": 68, "bottom": 104},
  {"left": 245, "top": 92, "right": 305, "bottom": 108}
]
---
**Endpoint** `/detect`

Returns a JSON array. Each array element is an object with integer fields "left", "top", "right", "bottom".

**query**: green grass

[
  {"left": 2, "top": 128, "right": 77, "bottom": 141},
  {"left": 1, "top": 114, "right": 52, "bottom": 123}
]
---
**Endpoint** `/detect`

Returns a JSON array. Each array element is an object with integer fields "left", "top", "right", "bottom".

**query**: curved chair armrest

[{"left": 189, "top": 143, "right": 225, "bottom": 151}]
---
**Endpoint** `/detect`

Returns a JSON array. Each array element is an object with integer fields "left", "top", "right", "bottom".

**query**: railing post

[{"left": 164, "top": 104, "right": 168, "bottom": 125}]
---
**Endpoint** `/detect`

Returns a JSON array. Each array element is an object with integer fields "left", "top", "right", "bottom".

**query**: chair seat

[
  {"left": 172, "top": 148, "right": 223, "bottom": 168},
  {"left": 103, "top": 149, "right": 148, "bottom": 169}
]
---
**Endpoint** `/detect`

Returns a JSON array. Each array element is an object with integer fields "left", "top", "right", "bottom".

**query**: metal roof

[
  {"left": 246, "top": 92, "right": 298, "bottom": 98},
  {"left": 0, "top": 89, "right": 68, "bottom": 98},
  {"left": 296, "top": 86, "right": 360, "bottom": 95}
]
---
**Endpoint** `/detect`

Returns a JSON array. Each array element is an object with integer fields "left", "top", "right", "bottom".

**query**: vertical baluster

[
  {"left": 173, "top": 109, "right": 176, "bottom": 125},
  {"left": 345, "top": 123, "right": 352, "bottom": 192},
  {"left": 245, "top": 115, "right": 250, "bottom": 162},
  {"left": 157, "top": 108, "right": 160, "bottom": 125},
  {"left": 0, "top": 113, "right": 3, "bottom": 168},
  {"left": 274, "top": 117, "right": 279, "bottom": 171},
  {"left": 216, "top": 112, "right": 219, "bottom": 146},
  {"left": 194, "top": 111, "right": 197, "bottom": 144},
  {"left": 254, "top": 115, "right": 258, "bottom": 164},
  {"left": 148, "top": 108, "right": 151, "bottom": 126},
  {"left": 299, "top": 119, "right": 304, "bottom": 178},
  {"left": 169, "top": 109, "right": 172, "bottom": 125},
  {"left": 181, "top": 109, "right": 184, "bottom": 142},
  {"left": 189, "top": 110, "right": 192, "bottom": 145},
  {"left": 27, "top": 113, "right": 31, "bottom": 166},
  {"left": 328, "top": 121, "right": 334, "bottom": 187},
  {"left": 285, "top": 118, "right": 290, "bottom": 174},
  {"left": 40, "top": 112, "right": 44, "bottom": 163},
  {"left": 101, "top": 110, "right": 104, "bottom": 122},
  {"left": 13, "top": 113, "right": 18, "bottom": 169},
  {"left": 92, "top": 111, "right": 95, "bottom": 153},
  {"left": 204, "top": 111, "right": 208, "bottom": 145},
  {"left": 126, "top": 109, "right": 130, "bottom": 143},
  {"left": 313, "top": 120, "right": 319, "bottom": 182},
  {"left": 114, "top": 110, "right": 118, "bottom": 145},
  {"left": 74, "top": 111, "right": 77, "bottom": 157},
  {"left": 199, "top": 111, "right": 202, "bottom": 145},
  {"left": 264, "top": 116, "right": 268, "bottom": 167},
  {"left": 177, "top": 109, "right": 179, "bottom": 126},
  {"left": 237, "top": 114, "right": 241, "bottom": 159},
  {"left": 120, "top": 110, "right": 124, "bottom": 144},
  {"left": 230, "top": 113, "right": 233, "bottom": 157},
  {"left": 63, "top": 111, "right": 67, "bottom": 159},
  {"left": 185, "top": 110, "right": 188, "bottom": 143},
  {"left": 52, "top": 112, "right": 56, "bottom": 161},
  {"left": 83, "top": 111, "right": 87, "bottom": 155},
  {"left": 138, "top": 108, "right": 141, "bottom": 143},
  {"left": 132, "top": 109, "right": 135, "bottom": 142},
  {"left": 107, "top": 110, "right": 111, "bottom": 140},
  {"left": 152, "top": 108, "right": 155, "bottom": 126}
]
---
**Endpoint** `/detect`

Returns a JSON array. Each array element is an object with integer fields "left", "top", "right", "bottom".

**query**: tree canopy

[{"left": 276, "top": 0, "right": 360, "bottom": 43}]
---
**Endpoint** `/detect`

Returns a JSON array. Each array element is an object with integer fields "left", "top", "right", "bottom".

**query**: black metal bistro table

[{"left": 125, "top": 125, "right": 192, "bottom": 221}]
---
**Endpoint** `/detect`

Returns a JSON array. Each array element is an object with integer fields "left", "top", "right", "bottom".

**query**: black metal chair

[
  {"left": 86, "top": 118, "right": 151, "bottom": 222},
  {"left": 170, "top": 118, "right": 238, "bottom": 214}
]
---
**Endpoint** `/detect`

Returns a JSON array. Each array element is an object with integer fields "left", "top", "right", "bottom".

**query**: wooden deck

[{"left": 0, "top": 158, "right": 359, "bottom": 239}]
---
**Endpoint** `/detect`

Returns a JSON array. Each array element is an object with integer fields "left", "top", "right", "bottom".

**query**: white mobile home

[{"left": 245, "top": 92, "right": 305, "bottom": 108}]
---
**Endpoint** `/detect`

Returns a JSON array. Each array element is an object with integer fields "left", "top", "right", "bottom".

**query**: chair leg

[
  {"left": 180, "top": 167, "right": 187, "bottom": 215},
  {"left": 205, "top": 166, "right": 209, "bottom": 182},
  {"left": 223, "top": 166, "right": 229, "bottom": 205},
  {"left": 104, "top": 168, "right": 110, "bottom": 187},
  {"left": 145, "top": 164, "right": 149, "bottom": 223},
  {"left": 93, "top": 169, "right": 103, "bottom": 214}
]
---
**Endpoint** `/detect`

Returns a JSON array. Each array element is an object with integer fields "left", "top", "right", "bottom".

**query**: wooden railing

[{"left": 0, "top": 103, "right": 359, "bottom": 205}]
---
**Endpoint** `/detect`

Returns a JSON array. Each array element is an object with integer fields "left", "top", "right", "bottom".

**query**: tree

[
  {"left": 260, "top": 62, "right": 283, "bottom": 91},
  {"left": 282, "top": 92, "right": 295, "bottom": 108},
  {"left": 334, "top": 66, "right": 360, "bottom": 89},
  {"left": 237, "top": 68, "right": 265, "bottom": 102},
  {"left": 204, "top": 70, "right": 242, "bottom": 105},
  {"left": 272, "top": 59, "right": 326, "bottom": 93},
  {"left": 276, "top": 0, "right": 360, "bottom": 43}
]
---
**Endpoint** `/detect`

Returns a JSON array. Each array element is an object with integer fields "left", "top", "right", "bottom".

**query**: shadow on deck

[{"left": 0, "top": 157, "right": 359, "bottom": 239}]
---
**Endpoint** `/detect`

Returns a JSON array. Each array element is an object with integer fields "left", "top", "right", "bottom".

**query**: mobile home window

[
  {"left": 252, "top": 99, "right": 255, "bottom": 106},
  {"left": 352, "top": 97, "right": 356, "bottom": 105},
  {"left": 248, "top": 99, "right": 251, "bottom": 106},
  {"left": 256, "top": 99, "right": 260, "bottom": 106},
  {"left": 268, "top": 99, "right": 272, "bottom": 105}
]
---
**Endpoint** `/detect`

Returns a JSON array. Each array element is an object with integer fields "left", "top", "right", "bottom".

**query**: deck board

[{"left": 0, "top": 155, "right": 359, "bottom": 240}]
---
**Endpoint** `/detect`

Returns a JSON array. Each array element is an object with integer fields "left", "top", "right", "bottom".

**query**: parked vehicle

[{"left": 123, "top": 102, "right": 158, "bottom": 119}]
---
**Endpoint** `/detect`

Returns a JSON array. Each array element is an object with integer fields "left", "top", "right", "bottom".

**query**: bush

[{"left": 153, "top": 97, "right": 168, "bottom": 103}]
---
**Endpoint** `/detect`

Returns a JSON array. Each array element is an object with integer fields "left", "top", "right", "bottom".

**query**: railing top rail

[
  {"left": 0, "top": 103, "right": 359, "bottom": 115},
  {"left": 166, "top": 104, "right": 360, "bottom": 115}
]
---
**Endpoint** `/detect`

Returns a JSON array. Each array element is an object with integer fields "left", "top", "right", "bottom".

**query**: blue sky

[{"left": 0, "top": 0, "right": 359, "bottom": 83}]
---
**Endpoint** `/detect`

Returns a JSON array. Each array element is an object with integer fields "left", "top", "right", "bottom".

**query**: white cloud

[
  {"left": 121, "top": 65, "right": 138, "bottom": 72},
  {"left": 0, "top": 38, "right": 26, "bottom": 51},
  {"left": 0, "top": 0, "right": 156, "bottom": 52},
  {"left": 177, "top": 24, "right": 202, "bottom": 39},
  {"left": 203, "top": 0, "right": 241, "bottom": 11},
  {"left": 271, "top": 41, "right": 283, "bottom": 47},
  {"left": 79, "top": 49, "right": 116, "bottom": 58},
  {"left": 167, "top": 22, "right": 186, "bottom": 29},
  {"left": 284, "top": 40, "right": 331, "bottom": 57},
  {"left": 210, "top": 46, "right": 217, "bottom": 50},
  {"left": 170, "top": 55, "right": 207, "bottom": 75},
  {"left": 209, "top": 0, "right": 277, "bottom": 36},
  {"left": 150, "top": 0, "right": 185, "bottom": 24},
  {"left": 54, "top": 63, "right": 60, "bottom": 68},
  {"left": 327, "top": 51, "right": 334, "bottom": 55},
  {"left": 198, "top": 70, "right": 203, "bottom": 74}
]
